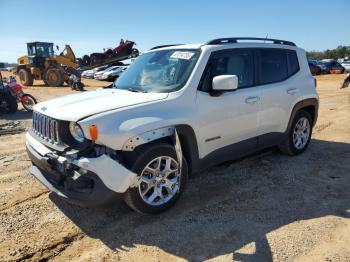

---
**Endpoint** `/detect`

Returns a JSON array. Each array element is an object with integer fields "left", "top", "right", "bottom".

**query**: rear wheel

[
  {"left": 21, "top": 94, "right": 37, "bottom": 112},
  {"left": 279, "top": 110, "right": 313, "bottom": 155},
  {"left": 124, "top": 143, "right": 188, "bottom": 214},
  {"left": 45, "top": 68, "right": 64, "bottom": 87},
  {"left": 18, "top": 69, "right": 34, "bottom": 86}
]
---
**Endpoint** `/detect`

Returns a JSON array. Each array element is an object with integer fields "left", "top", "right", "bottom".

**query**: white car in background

[
  {"left": 81, "top": 69, "right": 94, "bottom": 78},
  {"left": 341, "top": 61, "right": 350, "bottom": 72},
  {"left": 94, "top": 66, "right": 122, "bottom": 80},
  {"left": 81, "top": 65, "right": 109, "bottom": 79},
  {"left": 98, "top": 66, "right": 128, "bottom": 81}
]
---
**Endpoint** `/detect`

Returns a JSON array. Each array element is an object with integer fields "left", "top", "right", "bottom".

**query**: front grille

[{"left": 32, "top": 111, "right": 59, "bottom": 143}]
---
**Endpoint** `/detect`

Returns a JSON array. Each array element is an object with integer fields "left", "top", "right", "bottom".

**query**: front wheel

[
  {"left": 124, "top": 143, "right": 188, "bottom": 214},
  {"left": 45, "top": 68, "right": 64, "bottom": 87},
  {"left": 279, "top": 110, "right": 313, "bottom": 155},
  {"left": 21, "top": 94, "right": 37, "bottom": 112}
]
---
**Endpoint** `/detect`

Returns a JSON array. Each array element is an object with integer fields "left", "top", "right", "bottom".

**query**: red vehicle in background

[
  {"left": 308, "top": 61, "right": 321, "bottom": 75},
  {"left": 80, "top": 39, "right": 139, "bottom": 67}
]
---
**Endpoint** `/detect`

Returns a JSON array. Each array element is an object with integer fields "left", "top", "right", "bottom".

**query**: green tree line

[{"left": 307, "top": 46, "right": 350, "bottom": 60}]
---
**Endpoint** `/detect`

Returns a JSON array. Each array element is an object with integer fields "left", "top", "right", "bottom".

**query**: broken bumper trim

[
  {"left": 26, "top": 143, "right": 122, "bottom": 207},
  {"left": 25, "top": 132, "right": 137, "bottom": 207}
]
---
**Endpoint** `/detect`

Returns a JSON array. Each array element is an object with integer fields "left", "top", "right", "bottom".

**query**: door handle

[
  {"left": 287, "top": 88, "right": 298, "bottom": 95},
  {"left": 245, "top": 96, "right": 260, "bottom": 104}
]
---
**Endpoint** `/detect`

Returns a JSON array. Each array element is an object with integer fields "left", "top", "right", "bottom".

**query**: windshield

[{"left": 114, "top": 49, "right": 200, "bottom": 93}]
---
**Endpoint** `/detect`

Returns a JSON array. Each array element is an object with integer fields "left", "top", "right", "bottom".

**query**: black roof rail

[
  {"left": 150, "top": 44, "right": 184, "bottom": 50},
  {"left": 206, "top": 37, "right": 296, "bottom": 46}
]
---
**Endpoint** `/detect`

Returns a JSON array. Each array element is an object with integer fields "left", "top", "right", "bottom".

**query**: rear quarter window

[
  {"left": 287, "top": 50, "right": 300, "bottom": 76},
  {"left": 259, "top": 49, "right": 288, "bottom": 84},
  {"left": 258, "top": 48, "right": 300, "bottom": 85}
]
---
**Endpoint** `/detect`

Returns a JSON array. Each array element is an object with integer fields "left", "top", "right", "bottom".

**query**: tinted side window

[
  {"left": 287, "top": 50, "right": 299, "bottom": 75},
  {"left": 199, "top": 49, "right": 254, "bottom": 92},
  {"left": 259, "top": 49, "right": 288, "bottom": 84}
]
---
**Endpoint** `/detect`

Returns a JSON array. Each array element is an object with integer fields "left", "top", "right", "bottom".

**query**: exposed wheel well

[
  {"left": 288, "top": 99, "right": 318, "bottom": 131},
  {"left": 300, "top": 105, "right": 315, "bottom": 125},
  {"left": 121, "top": 125, "right": 199, "bottom": 175}
]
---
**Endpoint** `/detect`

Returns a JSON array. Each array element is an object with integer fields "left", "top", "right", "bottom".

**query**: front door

[{"left": 195, "top": 49, "right": 261, "bottom": 159}]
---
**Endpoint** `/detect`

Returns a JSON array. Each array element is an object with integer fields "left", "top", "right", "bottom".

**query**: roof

[
  {"left": 149, "top": 37, "right": 298, "bottom": 52},
  {"left": 27, "top": 42, "right": 54, "bottom": 45}
]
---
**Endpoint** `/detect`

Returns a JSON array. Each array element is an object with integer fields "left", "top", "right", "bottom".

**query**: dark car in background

[{"left": 320, "top": 60, "right": 345, "bottom": 74}]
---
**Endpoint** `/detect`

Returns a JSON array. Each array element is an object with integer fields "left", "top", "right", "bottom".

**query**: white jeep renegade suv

[{"left": 26, "top": 37, "right": 319, "bottom": 213}]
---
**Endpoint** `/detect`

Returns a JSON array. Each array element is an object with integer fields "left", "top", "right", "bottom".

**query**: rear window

[
  {"left": 259, "top": 49, "right": 299, "bottom": 85},
  {"left": 259, "top": 49, "right": 288, "bottom": 84}
]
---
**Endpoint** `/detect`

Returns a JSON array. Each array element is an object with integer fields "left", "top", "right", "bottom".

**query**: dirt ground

[{"left": 0, "top": 72, "right": 349, "bottom": 262}]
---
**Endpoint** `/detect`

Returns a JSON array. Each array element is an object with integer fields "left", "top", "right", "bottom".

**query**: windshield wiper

[{"left": 128, "top": 88, "right": 147, "bottom": 93}]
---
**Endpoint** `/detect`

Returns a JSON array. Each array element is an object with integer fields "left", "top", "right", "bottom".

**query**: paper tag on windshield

[{"left": 170, "top": 51, "right": 194, "bottom": 60}]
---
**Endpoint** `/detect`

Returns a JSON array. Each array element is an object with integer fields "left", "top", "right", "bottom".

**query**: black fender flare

[
  {"left": 175, "top": 124, "right": 200, "bottom": 174},
  {"left": 286, "top": 98, "right": 319, "bottom": 133}
]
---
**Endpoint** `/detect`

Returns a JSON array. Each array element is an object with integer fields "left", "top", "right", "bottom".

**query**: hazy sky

[{"left": 1, "top": 0, "right": 349, "bottom": 62}]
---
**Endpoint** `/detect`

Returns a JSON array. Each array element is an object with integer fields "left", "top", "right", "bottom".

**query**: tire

[
  {"left": 278, "top": 110, "right": 313, "bottom": 156},
  {"left": 124, "top": 143, "right": 188, "bottom": 214},
  {"left": 90, "top": 54, "right": 102, "bottom": 66},
  {"left": 1, "top": 92, "right": 18, "bottom": 113},
  {"left": 43, "top": 78, "right": 49, "bottom": 86},
  {"left": 82, "top": 55, "right": 91, "bottom": 66},
  {"left": 18, "top": 69, "right": 34, "bottom": 86},
  {"left": 21, "top": 94, "right": 37, "bottom": 112},
  {"left": 77, "top": 58, "right": 83, "bottom": 67},
  {"left": 131, "top": 48, "right": 139, "bottom": 58},
  {"left": 45, "top": 68, "right": 64, "bottom": 87}
]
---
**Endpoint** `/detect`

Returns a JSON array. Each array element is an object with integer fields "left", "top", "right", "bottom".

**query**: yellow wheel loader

[{"left": 13, "top": 42, "right": 80, "bottom": 87}]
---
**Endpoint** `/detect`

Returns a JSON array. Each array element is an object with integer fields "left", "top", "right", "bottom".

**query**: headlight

[{"left": 69, "top": 122, "right": 85, "bottom": 143}]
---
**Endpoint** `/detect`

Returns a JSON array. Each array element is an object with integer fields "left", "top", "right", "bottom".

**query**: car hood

[{"left": 34, "top": 89, "right": 168, "bottom": 121}]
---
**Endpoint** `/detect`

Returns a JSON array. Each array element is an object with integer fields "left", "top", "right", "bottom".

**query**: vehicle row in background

[
  {"left": 341, "top": 61, "right": 350, "bottom": 72},
  {"left": 81, "top": 64, "right": 129, "bottom": 81},
  {"left": 308, "top": 59, "right": 347, "bottom": 75}
]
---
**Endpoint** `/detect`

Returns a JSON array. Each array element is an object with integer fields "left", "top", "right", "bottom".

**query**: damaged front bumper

[{"left": 25, "top": 132, "right": 137, "bottom": 207}]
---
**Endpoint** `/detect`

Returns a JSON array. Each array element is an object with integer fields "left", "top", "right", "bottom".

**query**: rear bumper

[{"left": 25, "top": 132, "right": 137, "bottom": 207}]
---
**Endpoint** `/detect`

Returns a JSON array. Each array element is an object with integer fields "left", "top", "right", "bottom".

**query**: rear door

[{"left": 257, "top": 48, "right": 300, "bottom": 144}]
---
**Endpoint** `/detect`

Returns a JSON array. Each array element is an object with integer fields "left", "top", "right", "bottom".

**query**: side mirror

[{"left": 212, "top": 75, "right": 238, "bottom": 92}]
